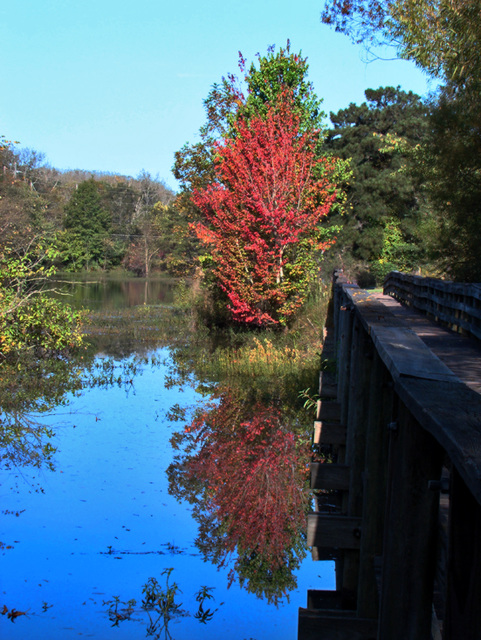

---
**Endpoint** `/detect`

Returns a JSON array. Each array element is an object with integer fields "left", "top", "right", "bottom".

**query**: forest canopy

[{"left": 321, "top": 0, "right": 481, "bottom": 281}]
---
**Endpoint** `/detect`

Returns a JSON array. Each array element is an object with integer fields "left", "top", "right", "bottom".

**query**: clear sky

[{"left": 0, "top": 0, "right": 434, "bottom": 191}]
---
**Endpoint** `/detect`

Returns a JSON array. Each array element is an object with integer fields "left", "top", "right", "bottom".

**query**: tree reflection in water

[
  {"left": 0, "top": 357, "right": 85, "bottom": 478},
  {"left": 0, "top": 307, "right": 173, "bottom": 481},
  {"left": 0, "top": 295, "right": 326, "bottom": 636},
  {"left": 168, "top": 388, "right": 312, "bottom": 605}
]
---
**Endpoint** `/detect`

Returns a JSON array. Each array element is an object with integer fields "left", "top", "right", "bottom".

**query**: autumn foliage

[
  {"left": 192, "top": 91, "right": 337, "bottom": 327},
  {"left": 169, "top": 391, "right": 310, "bottom": 600}
]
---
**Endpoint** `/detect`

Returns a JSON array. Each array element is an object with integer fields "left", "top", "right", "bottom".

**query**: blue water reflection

[{"left": 1, "top": 308, "right": 335, "bottom": 639}]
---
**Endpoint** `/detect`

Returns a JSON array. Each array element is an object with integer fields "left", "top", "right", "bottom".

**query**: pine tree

[{"left": 63, "top": 178, "right": 111, "bottom": 269}]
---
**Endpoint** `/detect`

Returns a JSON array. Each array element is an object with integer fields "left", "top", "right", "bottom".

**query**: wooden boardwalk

[{"left": 299, "top": 272, "right": 481, "bottom": 640}]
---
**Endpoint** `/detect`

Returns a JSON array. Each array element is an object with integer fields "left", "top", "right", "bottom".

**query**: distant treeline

[
  {"left": 3, "top": 75, "right": 478, "bottom": 285},
  {"left": 0, "top": 142, "right": 198, "bottom": 277}
]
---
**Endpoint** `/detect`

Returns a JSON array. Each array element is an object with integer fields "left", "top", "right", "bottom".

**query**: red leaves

[
  {"left": 181, "top": 392, "right": 309, "bottom": 571},
  {"left": 1, "top": 605, "right": 27, "bottom": 622},
  {"left": 192, "top": 90, "right": 337, "bottom": 327}
]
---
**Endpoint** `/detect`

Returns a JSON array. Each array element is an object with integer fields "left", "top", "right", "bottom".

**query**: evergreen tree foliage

[
  {"left": 64, "top": 177, "right": 110, "bottom": 235},
  {"left": 325, "top": 86, "right": 428, "bottom": 281},
  {"left": 62, "top": 178, "right": 111, "bottom": 269},
  {"left": 322, "top": 0, "right": 481, "bottom": 282},
  {"left": 419, "top": 85, "right": 481, "bottom": 280}
]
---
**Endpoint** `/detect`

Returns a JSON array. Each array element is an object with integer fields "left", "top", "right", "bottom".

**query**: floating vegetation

[{"left": 103, "top": 569, "right": 220, "bottom": 639}]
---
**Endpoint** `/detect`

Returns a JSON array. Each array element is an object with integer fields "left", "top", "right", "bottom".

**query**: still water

[{"left": 0, "top": 277, "right": 335, "bottom": 639}]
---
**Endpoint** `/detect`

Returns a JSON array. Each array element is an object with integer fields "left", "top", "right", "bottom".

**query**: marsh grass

[
  {"left": 78, "top": 278, "right": 331, "bottom": 407},
  {"left": 201, "top": 335, "right": 318, "bottom": 380},
  {"left": 194, "top": 284, "right": 329, "bottom": 382}
]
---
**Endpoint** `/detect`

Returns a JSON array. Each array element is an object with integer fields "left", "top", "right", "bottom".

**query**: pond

[{"left": 0, "top": 276, "right": 335, "bottom": 639}]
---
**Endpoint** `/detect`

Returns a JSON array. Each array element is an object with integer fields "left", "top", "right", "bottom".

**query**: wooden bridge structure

[{"left": 298, "top": 271, "right": 481, "bottom": 640}]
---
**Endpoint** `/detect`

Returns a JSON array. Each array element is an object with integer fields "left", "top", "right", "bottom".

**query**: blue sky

[{"left": 1, "top": 0, "right": 434, "bottom": 191}]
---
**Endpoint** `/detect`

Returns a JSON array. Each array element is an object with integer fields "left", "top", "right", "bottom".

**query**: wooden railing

[
  {"left": 384, "top": 271, "right": 481, "bottom": 340},
  {"left": 298, "top": 271, "right": 481, "bottom": 640}
]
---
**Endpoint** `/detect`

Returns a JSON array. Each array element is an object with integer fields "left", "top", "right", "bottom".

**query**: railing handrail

[{"left": 383, "top": 271, "right": 481, "bottom": 340}]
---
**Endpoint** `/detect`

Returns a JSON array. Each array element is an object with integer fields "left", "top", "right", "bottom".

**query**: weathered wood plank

[
  {"left": 307, "top": 514, "right": 362, "bottom": 549},
  {"left": 370, "top": 324, "right": 457, "bottom": 382},
  {"left": 310, "top": 463, "right": 350, "bottom": 490},
  {"left": 342, "top": 288, "right": 459, "bottom": 381},
  {"left": 313, "top": 421, "right": 346, "bottom": 446},
  {"left": 379, "top": 295, "right": 481, "bottom": 394},
  {"left": 319, "top": 381, "right": 338, "bottom": 399},
  {"left": 298, "top": 609, "right": 378, "bottom": 640}
]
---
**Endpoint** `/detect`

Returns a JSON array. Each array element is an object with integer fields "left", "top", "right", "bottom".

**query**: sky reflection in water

[{"left": 1, "top": 343, "right": 335, "bottom": 639}]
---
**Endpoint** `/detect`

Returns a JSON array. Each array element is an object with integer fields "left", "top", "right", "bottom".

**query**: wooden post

[
  {"left": 345, "top": 316, "right": 373, "bottom": 517},
  {"left": 307, "top": 515, "right": 362, "bottom": 549},
  {"left": 443, "top": 467, "right": 481, "bottom": 639},
  {"left": 337, "top": 292, "right": 354, "bottom": 430},
  {"left": 333, "top": 271, "right": 351, "bottom": 347},
  {"left": 339, "top": 316, "right": 374, "bottom": 607},
  {"left": 378, "top": 400, "right": 444, "bottom": 640},
  {"left": 357, "top": 353, "right": 393, "bottom": 619}
]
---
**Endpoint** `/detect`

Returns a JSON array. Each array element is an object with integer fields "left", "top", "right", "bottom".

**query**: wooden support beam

[
  {"left": 345, "top": 316, "right": 374, "bottom": 517},
  {"left": 310, "top": 463, "right": 350, "bottom": 490},
  {"left": 319, "top": 377, "right": 338, "bottom": 400},
  {"left": 313, "top": 421, "right": 346, "bottom": 446},
  {"left": 337, "top": 299, "right": 355, "bottom": 428},
  {"left": 444, "top": 467, "right": 481, "bottom": 640},
  {"left": 317, "top": 400, "right": 342, "bottom": 422},
  {"left": 357, "top": 353, "right": 393, "bottom": 620},
  {"left": 298, "top": 608, "right": 378, "bottom": 640},
  {"left": 342, "top": 317, "right": 374, "bottom": 604},
  {"left": 311, "top": 547, "right": 338, "bottom": 561},
  {"left": 378, "top": 401, "right": 443, "bottom": 640},
  {"left": 307, "top": 514, "right": 362, "bottom": 549}
]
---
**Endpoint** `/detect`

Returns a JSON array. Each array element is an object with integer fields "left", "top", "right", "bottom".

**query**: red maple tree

[
  {"left": 170, "top": 391, "right": 310, "bottom": 593},
  {"left": 192, "top": 90, "right": 337, "bottom": 327}
]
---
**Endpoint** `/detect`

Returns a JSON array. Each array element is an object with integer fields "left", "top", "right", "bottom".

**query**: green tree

[
  {"left": 416, "top": 86, "right": 481, "bottom": 280},
  {"left": 324, "top": 86, "right": 428, "bottom": 281},
  {"left": 321, "top": 0, "right": 481, "bottom": 281},
  {"left": 321, "top": 0, "right": 481, "bottom": 86},
  {"left": 0, "top": 240, "right": 85, "bottom": 471},
  {"left": 237, "top": 42, "right": 325, "bottom": 132},
  {"left": 0, "top": 242, "right": 83, "bottom": 363},
  {"left": 62, "top": 178, "right": 111, "bottom": 269}
]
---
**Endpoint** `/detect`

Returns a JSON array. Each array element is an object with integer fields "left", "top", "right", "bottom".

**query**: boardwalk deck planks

[{"left": 300, "top": 271, "right": 481, "bottom": 640}]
